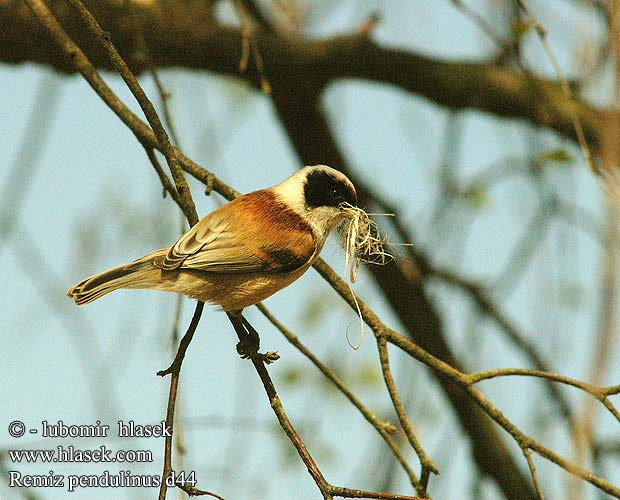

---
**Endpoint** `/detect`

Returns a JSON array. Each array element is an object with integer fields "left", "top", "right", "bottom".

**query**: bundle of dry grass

[
  {"left": 336, "top": 204, "right": 396, "bottom": 349},
  {"left": 338, "top": 204, "right": 394, "bottom": 283}
]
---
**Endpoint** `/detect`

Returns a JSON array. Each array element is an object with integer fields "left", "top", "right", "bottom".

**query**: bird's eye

[{"left": 330, "top": 188, "right": 340, "bottom": 200}]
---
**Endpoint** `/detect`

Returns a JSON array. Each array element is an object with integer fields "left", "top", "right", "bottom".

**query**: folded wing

[{"left": 154, "top": 191, "right": 316, "bottom": 274}]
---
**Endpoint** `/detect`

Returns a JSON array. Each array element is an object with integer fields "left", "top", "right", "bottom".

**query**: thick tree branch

[{"left": 0, "top": 1, "right": 602, "bottom": 148}]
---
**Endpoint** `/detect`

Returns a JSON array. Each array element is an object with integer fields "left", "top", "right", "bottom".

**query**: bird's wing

[{"left": 154, "top": 192, "right": 316, "bottom": 274}]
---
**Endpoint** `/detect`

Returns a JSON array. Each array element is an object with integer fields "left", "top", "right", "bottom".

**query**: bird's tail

[{"left": 67, "top": 250, "right": 166, "bottom": 305}]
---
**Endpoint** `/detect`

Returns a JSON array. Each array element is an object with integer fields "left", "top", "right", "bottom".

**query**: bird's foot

[
  {"left": 235, "top": 338, "right": 279, "bottom": 364},
  {"left": 236, "top": 335, "right": 259, "bottom": 359},
  {"left": 229, "top": 311, "right": 279, "bottom": 364}
]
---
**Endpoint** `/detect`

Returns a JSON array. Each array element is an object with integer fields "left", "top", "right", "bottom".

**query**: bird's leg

[
  {"left": 227, "top": 312, "right": 259, "bottom": 358},
  {"left": 239, "top": 314, "right": 261, "bottom": 347},
  {"left": 226, "top": 311, "right": 279, "bottom": 364}
]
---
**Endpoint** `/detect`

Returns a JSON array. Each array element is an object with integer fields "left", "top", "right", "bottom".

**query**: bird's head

[{"left": 273, "top": 165, "right": 357, "bottom": 237}]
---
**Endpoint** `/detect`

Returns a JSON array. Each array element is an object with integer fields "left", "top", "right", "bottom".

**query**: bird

[{"left": 67, "top": 165, "right": 357, "bottom": 359}]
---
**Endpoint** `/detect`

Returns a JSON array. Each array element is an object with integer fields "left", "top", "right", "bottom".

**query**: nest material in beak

[{"left": 338, "top": 204, "right": 393, "bottom": 283}]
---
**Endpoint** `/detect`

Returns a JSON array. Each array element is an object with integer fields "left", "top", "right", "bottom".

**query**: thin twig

[
  {"left": 468, "top": 368, "right": 620, "bottom": 424},
  {"left": 176, "top": 481, "right": 227, "bottom": 499},
  {"left": 523, "top": 447, "right": 545, "bottom": 500},
  {"left": 573, "top": 12, "right": 620, "bottom": 479},
  {"left": 234, "top": 0, "right": 272, "bottom": 94},
  {"left": 149, "top": 62, "right": 193, "bottom": 487},
  {"left": 430, "top": 264, "right": 576, "bottom": 424},
  {"left": 144, "top": 146, "right": 182, "bottom": 202},
  {"left": 228, "top": 315, "right": 420, "bottom": 500},
  {"left": 377, "top": 337, "right": 438, "bottom": 496},
  {"left": 327, "top": 487, "right": 422, "bottom": 500},
  {"left": 157, "top": 302, "right": 205, "bottom": 378},
  {"left": 492, "top": 212, "right": 549, "bottom": 294},
  {"left": 246, "top": 351, "right": 419, "bottom": 500},
  {"left": 0, "top": 452, "right": 43, "bottom": 500},
  {"left": 24, "top": 3, "right": 415, "bottom": 498},
  {"left": 53, "top": 6, "right": 207, "bottom": 500},
  {"left": 13, "top": 229, "right": 121, "bottom": 420},
  {"left": 245, "top": 350, "right": 329, "bottom": 495},
  {"left": 157, "top": 301, "right": 205, "bottom": 500},
  {"left": 20, "top": 6, "right": 211, "bottom": 500},
  {"left": 148, "top": 58, "right": 182, "bottom": 147},
  {"left": 0, "top": 73, "right": 61, "bottom": 249},
  {"left": 65, "top": 0, "right": 199, "bottom": 226},
  {"left": 237, "top": 0, "right": 276, "bottom": 33},
  {"left": 449, "top": 0, "right": 510, "bottom": 49}
]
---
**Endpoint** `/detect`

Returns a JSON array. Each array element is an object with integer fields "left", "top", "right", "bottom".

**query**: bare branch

[
  {"left": 377, "top": 337, "right": 438, "bottom": 496},
  {"left": 256, "top": 304, "right": 423, "bottom": 493},
  {"left": 269, "top": 73, "right": 539, "bottom": 500},
  {"left": 176, "top": 481, "right": 227, "bottom": 499},
  {"left": 152, "top": 301, "right": 204, "bottom": 500},
  {"left": 430, "top": 264, "right": 576, "bottom": 424},
  {"left": 237, "top": 0, "right": 276, "bottom": 33},
  {"left": 469, "top": 368, "right": 620, "bottom": 424},
  {"left": 523, "top": 448, "right": 545, "bottom": 500}
]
